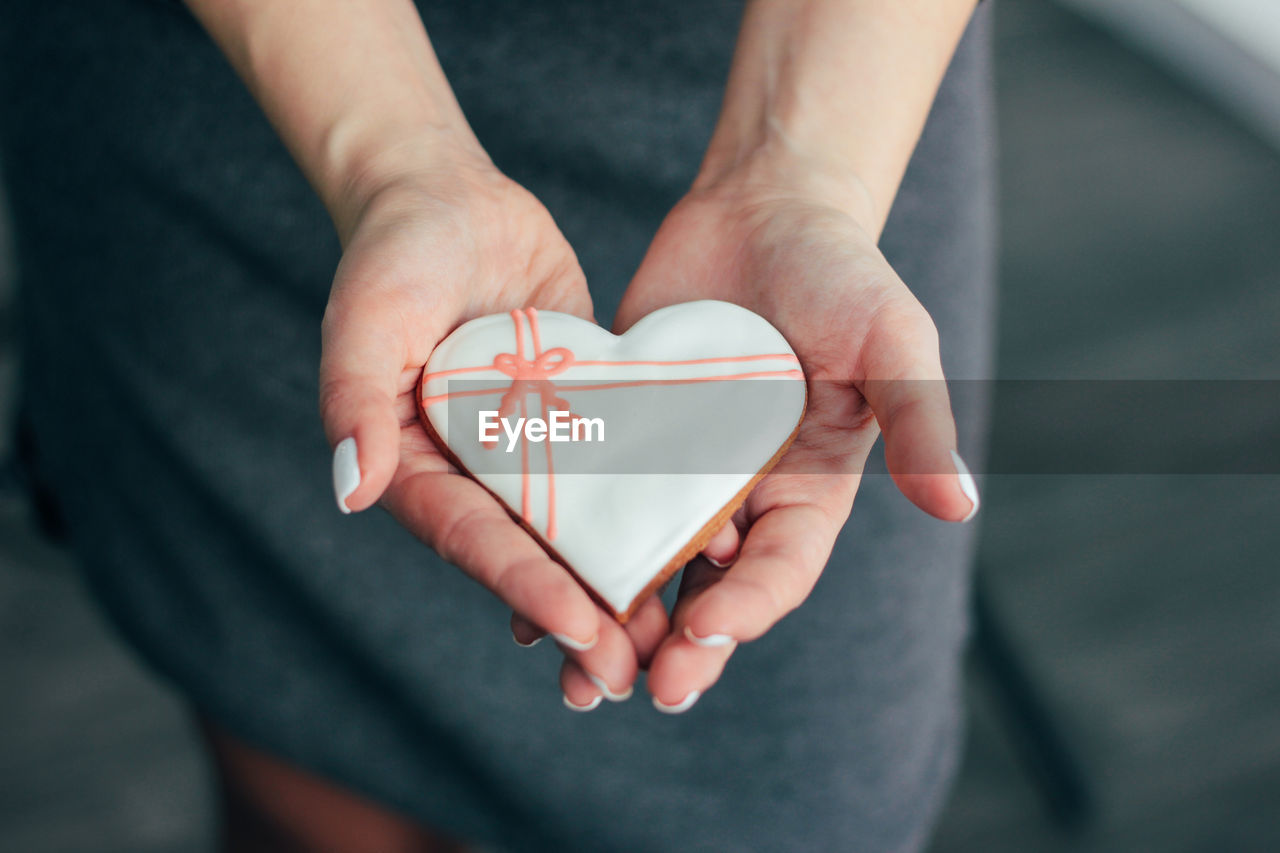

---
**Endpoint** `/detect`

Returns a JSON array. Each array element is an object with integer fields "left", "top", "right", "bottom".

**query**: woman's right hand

[
  {"left": 180, "top": 0, "right": 669, "bottom": 707},
  {"left": 319, "top": 142, "right": 667, "bottom": 704}
]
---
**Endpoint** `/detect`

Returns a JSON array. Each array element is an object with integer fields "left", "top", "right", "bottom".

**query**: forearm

[
  {"left": 698, "top": 0, "right": 978, "bottom": 236},
  {"left": 183, "top": 0, "right": 481, "bottom": 241}
]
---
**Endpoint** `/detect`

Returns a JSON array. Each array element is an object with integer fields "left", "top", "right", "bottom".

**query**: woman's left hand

[{"left": 522, "top": 158, "right": 981, "bottom": 711}]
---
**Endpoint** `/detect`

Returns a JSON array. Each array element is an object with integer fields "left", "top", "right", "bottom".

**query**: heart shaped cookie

[{"left": 418, "top": 300, "right": 806, "bottom": 621}]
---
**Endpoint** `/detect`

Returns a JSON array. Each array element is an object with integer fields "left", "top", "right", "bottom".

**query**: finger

[
  {"left": 681, "top": 503, "right": 839, "bottom": 644},
  {"left": 516, "top": 601, "right": 648, "bottom": 695},
  {"left": 532, "top": 273, "right": 596, "bottom": 324},
  {"left": 555, "top": 608, "right": 638, "bottom": 702},
  {"left": 700, "top": 520, "right": 740, "bottom": 568},
  {"left": 510, "top": 611, "right": 547, "bottom": 648},
  {"left": 623, "top": 594, "right": 671, "bottom": 670},
  {"left": 516, "top": 604, "right": 656, "bottom": 672},
  {"left": 513, "top": 606, "right": 641, "bottom": 698},
  {"left": 647, "top": 560, "right": 736, "bottom": 712},
  {"left": 559, "top": 659, "right": 603, "bottom": 712},
  {"left": 386, "top": 470, "right": 600, "bottom": 648},
  {"left": 857, "top": 303, "right": 977, "bottom": 522},
  {"left": 319, "top": 290, "right": 424, "bottom": 513}
]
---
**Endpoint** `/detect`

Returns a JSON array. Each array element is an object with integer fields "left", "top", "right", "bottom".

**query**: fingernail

[
  {"left": 684, "top": 626, "right": 735, "bottom": 648},
  {"left": 563, "top": 694, "right": 602, "bottom": 713},
  {"left": 586, "top": 672, "right": 634, "bottom": 702},
  {"left": 653, "top": 690, "right": 701, "bottom": 714},
  {"left": 705, "top": 554, "right": 732, "bottom": 569},
  {"left": 552, "top": 632, "right": 598, "bottom": 652},
  {"left": 333, "top": 437, "right": 360, "bottom": 514},
  {"left": 950, "top": 450, "right": 980, "bottom": 522},
  {"left": 513, "top": 633, "right": 544, "bottom": 648}
]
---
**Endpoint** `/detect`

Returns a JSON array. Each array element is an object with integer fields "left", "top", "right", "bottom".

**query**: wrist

[
  {"left": 326, "top": 127, "right": 493, "bottom": 245},
  {"left": 692, "top": 143, "right": 882, "bottom": 238},
  {"left": 184, "top": 0, "right": 490, "bottom": 243},
  {"left": 701, "top": 0, "right": 978, "bottom": 241}
]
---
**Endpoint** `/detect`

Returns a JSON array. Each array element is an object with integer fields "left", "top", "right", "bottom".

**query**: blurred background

[{"left": 2, "top": 0, "right": 1278, "bottom": 850}]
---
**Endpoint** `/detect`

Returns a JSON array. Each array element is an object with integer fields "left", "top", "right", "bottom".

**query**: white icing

[{"left": 420, "top": 300, "right": 806, "bottom": 617}]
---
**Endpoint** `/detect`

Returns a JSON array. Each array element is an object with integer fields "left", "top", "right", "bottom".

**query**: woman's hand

[
  {"left": 510, "top": 0, "right": 980, "bottom": 714},
  {"left": 601, "top": 158, "right": 981, "bottom": 711},
  {"left": 319, "top": 147, "right": 666, "bottom": 701},
  {"left": 184, "top": 0, "right": 670, "bottom": 703}
]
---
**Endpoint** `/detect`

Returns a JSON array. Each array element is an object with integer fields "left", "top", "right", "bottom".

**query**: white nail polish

[
  {"left": 513, "top": 633, "right": 544, "bottom": 648},
  {"left": 586, "top": 672, "right": 634, "bottom": 702},
  {"left": 684, "top": 626, "right": 735, "bottom": 648},
  {"left": 552, "top": 632, "right": 598, "bottom": 652},
  {"left": 333, "top": 437, "right": 360, "bottom": 514},
  {"left": 563, "top": 694, "right": 602, "bottom": 712},
  {"left": 653, "top": 690, "right": 701, "bottom": 714},
  {"left": 950, "top": 450, "right": 981, "bottom": 522}
]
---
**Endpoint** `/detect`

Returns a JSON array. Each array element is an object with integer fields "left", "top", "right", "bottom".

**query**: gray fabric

[{"left": 2, "top": 1, "right": 995, "bottom": 851}]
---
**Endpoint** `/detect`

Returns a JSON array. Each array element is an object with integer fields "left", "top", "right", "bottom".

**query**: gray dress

[{"left": 2, "top": 1, "right": 995, "bottom": 850}]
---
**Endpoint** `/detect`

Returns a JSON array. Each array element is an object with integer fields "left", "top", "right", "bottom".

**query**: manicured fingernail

[
  {"left": 653, "top": 690, "right": 701, "bottom": 714},
  {"left": 684, "top": 626, "right": 735, "bottom": 648},
  {"left": 552, "top": 632, "right": 598, "bottom": 652},
  {"left": 563, "top": 694, "right": 602, "bottom": 712},
  {"left": 333, "top": 437, "right": 360, "bottom": 514},
  {"left": 950, "top": 450, "right": 980, "bottom": 522},
  {"left": 513, "top": 633, "right": 544, "bottom": 648},
  {"left": 586, "top": 672, "right": 633, "bottom": 702}
]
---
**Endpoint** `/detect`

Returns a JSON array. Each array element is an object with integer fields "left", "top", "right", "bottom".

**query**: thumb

[
  {"left": 319, "top": 295, "right": 410, "bottom": 514},
  {"left": 857, "top": 302, "right": 979, "bottom": 523}
]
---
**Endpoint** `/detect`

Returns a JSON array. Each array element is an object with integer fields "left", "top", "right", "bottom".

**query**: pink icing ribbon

[{"left": 489, "top": 346, "right": 576, "bottom": 430}]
